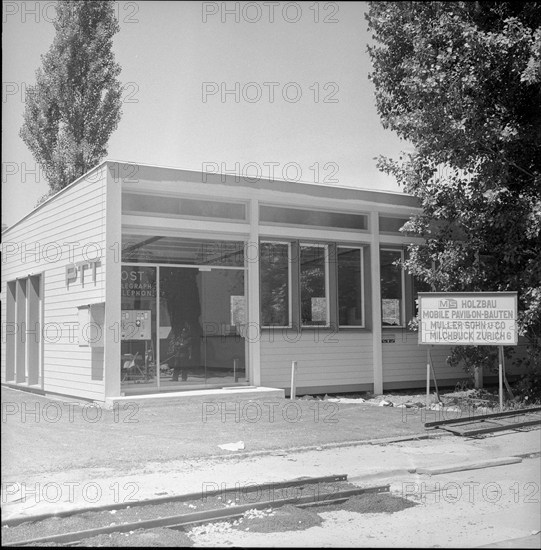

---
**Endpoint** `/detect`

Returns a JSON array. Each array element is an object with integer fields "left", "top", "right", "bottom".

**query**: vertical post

[
  {"left": 498, "top": 345, "right": 504, "bottom": 411},
  {"left": 370, "top": 214, "right": 383, "bottom": 394},
  {"left": 290, "top": 360, "right": 297, "bottom": 400},
  {"left": 144, "top": 340, "right": 148, "bottom": 380},
  {"left": 247, "top": 198, "right": 261, "bottom": 386},
  {"left": 233, "top": 358, "right": 238, "bottom": 382},
  {"left": 104, "top": 163, "right": 122, "bottom": 400},
  {"left": 426, "top": 348, "right": 431, "bottom": 408},
  {"left": 156, "top": 267, "right": 160, "bottom": 390}
]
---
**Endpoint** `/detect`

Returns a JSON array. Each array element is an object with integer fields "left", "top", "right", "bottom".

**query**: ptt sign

[{"left": 66, "top": 259, "right": 100, "bottom": 288}]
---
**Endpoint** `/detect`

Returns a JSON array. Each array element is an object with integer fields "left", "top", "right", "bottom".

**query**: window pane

[
  {"left": 260, "top": 206, "right": 367, "bottom": 230},
  {"left": 300, "top": 245, "right": 327, "bottom": 326},
  {"left": 379, "top": 216, "right": 409, "bottom": 233},
  {"left": 121, "top": 266, "right": 157, "bottom": 389},
  {"left": 338, "top": 248, "right": 363, "bottom": 326},
  {"left": 260, "top": 243, "right": 289, "bottom": 326},
  {"left": 181, "top": 198, "right": 245, "bottom": 220},
  {"left": 381, "top": 250, "right": 403, "bottom": 326},
  {"left": 123, "top": 193, "right": 246, "bottom": 221},
  {"left": 122, "top": 235, "right": 244, "bottom": 266}
]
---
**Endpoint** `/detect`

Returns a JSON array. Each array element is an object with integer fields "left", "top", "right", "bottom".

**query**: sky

[{"left": 2, "top": 1, "right": 410, "bottom": 228}]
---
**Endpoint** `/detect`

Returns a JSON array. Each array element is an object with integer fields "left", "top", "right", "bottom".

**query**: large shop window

[
  {"left": 122, "top": 235, "right": 244, "bottom": 266},
  {"left": 380, "top": 249, "right": 404, "bottom": 327},
  {"left": 119, "top": 234, "right": 248, "bottom": 391},
  {"left": 121, "top": 266, "right": 158, "bottom": 388},
  {"left": 260, "top": 205, "right": 368, "bottom": 230},
  {"left": 260, "top": 242, "right": 290, "bottom": 327},
  {"left": 123, "top": 193, "right": 246, "bottom": 221},
  {"left": 337, "top": 247, "right": 364, "bottom": 327},
  {"left": 379, "top": 215, "right": 410, "bottom": 234},
  {"left": 300, "top": 244, "right": 328, "bottom": 326}
]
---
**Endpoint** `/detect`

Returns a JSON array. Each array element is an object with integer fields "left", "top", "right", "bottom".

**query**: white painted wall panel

[
  {"left": 382, "top": 331, "right": 531, "bottom": 385},
  {"left": 1, "top": 166, "right": 107, "bottom": 400},
  {"left": 260, "top": 330, "right": 373, "bottom": 388}
]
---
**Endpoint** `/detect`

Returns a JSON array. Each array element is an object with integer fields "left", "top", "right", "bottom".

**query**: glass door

[
  {"left": 201, "top": 269, "right": 247, "bottom": 385},
  {"left": 158, "top": 266, "right": 246, "bottom": 389}
]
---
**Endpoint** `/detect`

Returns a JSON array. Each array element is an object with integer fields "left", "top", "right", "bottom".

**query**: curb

[
  {"left": 478, "top": 532, "right": 541, "bottom": 548},
  {"left": 336, "top": 455, "right": 530, "bottom": 484},
  {"left": 415, "top": 456, "right": 523, "bottom": 476},
  {"left": 349, "top": 468, "right": 413, "bottom": 483},
  {"left": 196, "top": 431, "right": 450, "bottom": 463}
]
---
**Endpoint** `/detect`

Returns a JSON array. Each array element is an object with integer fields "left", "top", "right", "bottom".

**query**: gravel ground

[
  {"left": 230, "top": 504, "right": 323, "bottom": 533},
  {"left": 1, "top": 495, "right": 227, "bottom": 544},
  {"left": 316, "top": 492, "right": 418, "bottom": 514},
  {"left": 2, "top": 481, "right": 360, "bottom": 544},
  {"left": 187, "top": 492, "right": 418, "bottom": 539},
  {"left": 2, "top": 386, "right": 428, "bottom": 481},
  {"left": 75, "top": 527, "right": 194, "bottom": 547}
]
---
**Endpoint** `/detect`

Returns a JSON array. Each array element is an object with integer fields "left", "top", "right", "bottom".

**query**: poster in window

[
  {"left": 382, "top": 299, "right": 400, "bottom": 325},
  {"left": 311, "top": 297, "right": 327, "bottom": 323}
]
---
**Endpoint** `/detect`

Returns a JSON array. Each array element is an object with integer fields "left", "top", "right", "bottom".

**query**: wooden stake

[
  {"left": 501, "top": 351, "right": 515, "bottom": 400},
  {"left": 290, "top": 361, "right": 297, "bottom": 400},
  {"left": 428, "top": 349, "right": 441, "bottom": 402}
]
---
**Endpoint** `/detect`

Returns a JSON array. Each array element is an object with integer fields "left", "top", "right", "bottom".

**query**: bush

[{"left": 513, "top": 366, "right": 541, "bottom": 403}]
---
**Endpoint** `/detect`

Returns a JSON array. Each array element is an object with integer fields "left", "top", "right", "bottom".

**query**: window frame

[
  {"left": 122, "top": 191, "right": 249, "bottom": 223},
  {"left": 259, "top": 204, "right": 370, "bottom": 232},
  {"left": 378, "top": 214, "right": 411, "bottom": 235},
  {"left": 380, "top": 247, "right": 406, "bottom": 329},
  {"left": 337, "top": 245, "right": 365, "bottom": 329},
  {"left": 259, "top": 240, "right": 292, "bottom": 329},
  {"left": 299, "top": 242, "right": 330, "bottom": 328}
]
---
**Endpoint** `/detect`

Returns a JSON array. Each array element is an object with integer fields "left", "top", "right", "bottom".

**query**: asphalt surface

[
  {"left": 2, "top": 384, "right": 540, "bottom": 549},
  {"left": 1, "top": 385, "right": 428, "bottom": 477}
]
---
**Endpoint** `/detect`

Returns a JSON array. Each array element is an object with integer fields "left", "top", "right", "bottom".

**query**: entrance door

[
  {"left": 201, "top": 269, "right": 246, "bottom": 385},
  {"left": 158, "top": 266, "right": 246, "bottom": 389}
]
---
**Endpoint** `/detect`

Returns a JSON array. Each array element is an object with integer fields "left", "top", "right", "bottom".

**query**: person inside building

[{"left": 168, "top": 322, "right": 193, "bottom": 382}]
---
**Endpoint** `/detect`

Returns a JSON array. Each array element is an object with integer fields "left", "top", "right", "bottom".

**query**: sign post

[
  {"left": 498, "top": 346, "right": 504, "bottom": 410},
  {"left": 426, "top": 349, "right": 430, "bottom": 408},
  {"left": 418, "top": 292, "right": 518, "bottom": 410}
]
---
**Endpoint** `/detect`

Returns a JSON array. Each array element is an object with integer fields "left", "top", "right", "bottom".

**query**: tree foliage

[
  {"left": 366, "top": 2, "right": 541, "bottom": 373},
  {"left": 20, "top": 0, "right": 122, "bottom": 196}
]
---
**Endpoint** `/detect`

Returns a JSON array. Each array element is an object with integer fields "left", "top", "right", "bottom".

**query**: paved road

[{"left": 189, "top": 445, "right": 541, "bottom": 547}]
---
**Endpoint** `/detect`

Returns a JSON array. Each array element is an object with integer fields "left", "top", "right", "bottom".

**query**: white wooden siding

[
  {"left": 1, "top": 166, "right": 107, "bottom": 400},
  {"left": 382, "top": 331, "right": 531, "bottom": 385},
  {"left": 260, "top": 330, "right": 373, "bottom": 388},
  {"left": 382, "top": 332, "right": 456, "bottom": 383}
]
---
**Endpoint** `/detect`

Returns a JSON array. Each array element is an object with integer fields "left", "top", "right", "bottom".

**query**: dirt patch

[
  {"left": 316, "top": 492, "right": 417, "bottom": 514},
  {"left": 323, "top": 386, "right": 540, "bottom": 414},
  {"left": 1, "top": 495, "right": 228, "bottom": 544},
  {"left": 75, "top": 527, "right": 193, "bottom": 547},
  {"left": 231, "top": 504, "right": 323, "bottom": 533}
]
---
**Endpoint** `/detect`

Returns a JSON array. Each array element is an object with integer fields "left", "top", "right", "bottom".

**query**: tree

[
  {"left": 366, "top": 2, "right": 541, "bottom": 383},
  {"left": 20, "top": 0, "right": 122, "bottom": 197}
]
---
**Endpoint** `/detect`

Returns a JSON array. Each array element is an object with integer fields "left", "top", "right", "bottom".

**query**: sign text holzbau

[{"left": 418, "top": 292, "right": 518, "bottom": 346}]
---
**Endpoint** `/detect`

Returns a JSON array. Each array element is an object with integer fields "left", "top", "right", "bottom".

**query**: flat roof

[
  {"left": 2, "top": 160, "right": 419, "bottom": 234},
  {"left": 120, "top": 161, "right": 420, "bottom": 207}
]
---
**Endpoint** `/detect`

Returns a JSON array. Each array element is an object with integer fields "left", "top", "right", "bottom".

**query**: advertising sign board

[{"left": 418, "top": 292, "right": 517, "bottom": 346}]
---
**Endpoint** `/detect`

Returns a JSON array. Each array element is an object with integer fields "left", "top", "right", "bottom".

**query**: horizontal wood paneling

[
  {"left": 260, "top": 330, "right": 373, "bottom": 388},
  {"left": 1, "top": 167, "right": 107, "bottom": 400},
  {"left": 382, "top": 332, "right": 531, "bottom": 383}
]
